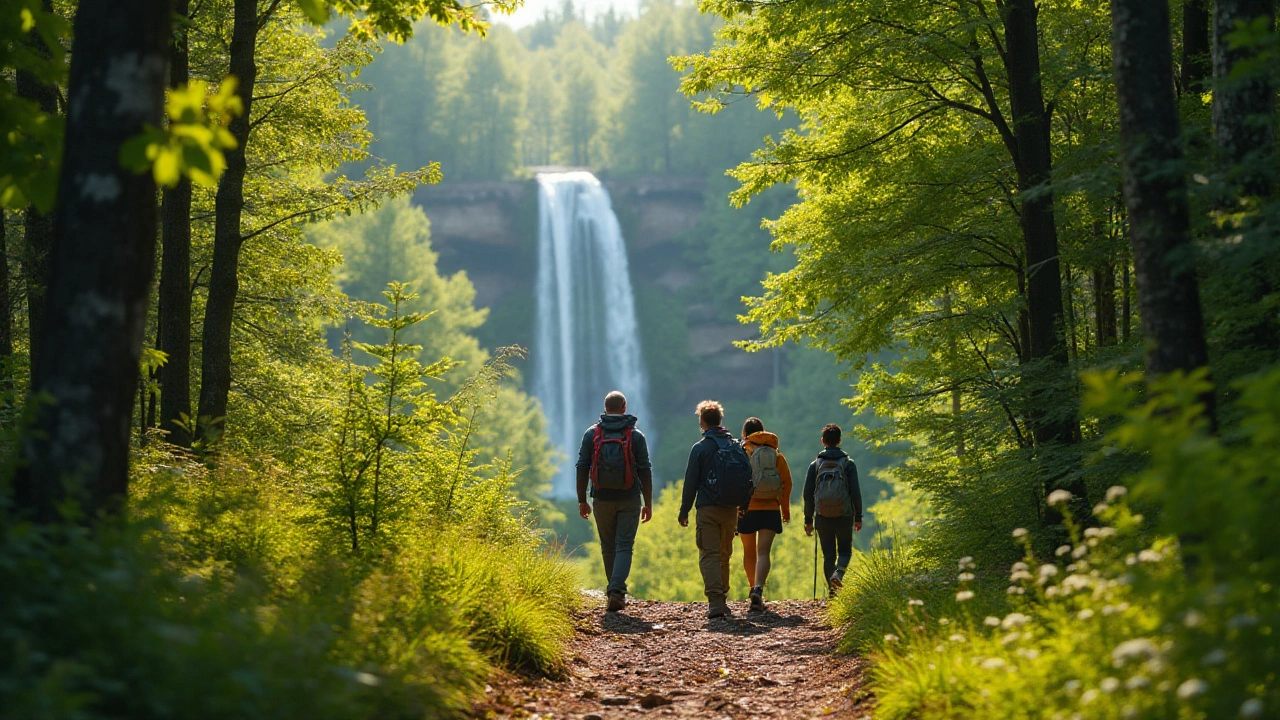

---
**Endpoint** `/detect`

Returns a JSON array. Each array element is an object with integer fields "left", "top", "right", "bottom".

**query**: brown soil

[{"left": 472, "top": 596, "right": 872, "bottom": 720}]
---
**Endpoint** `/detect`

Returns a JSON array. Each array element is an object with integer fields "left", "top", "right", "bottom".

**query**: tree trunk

[
  {"left": 158, "top": 0, "right": 193, "bottom": 447},
  {"left": 1002, "top": 0, "right": 1076, "bottom": 445},
  {"left": 0, "top": 212, "right": 11, "bottom": 363},
  {"left": 1182, "top": 0, "right": 1212, "bottom": 94},
  {"left": 1111, "top": 0, "right": 1215, "bottom": 420},
  {"left": 16, "top": 0, "right": 59, "bottom": 377},
  {"left": 14, "top": 0, "right": 172, "bottom": 521},
  {"left": 196, "top": 0, "right": 258, "bottom": 443},
  {"left": 1213, "top": 0, "right": 1276, "bottom": 197},
  {"left": 1092, "top": 262, "right": 1118, "bottom": 347},
  {"left": 1121, "top": 257, "right": 1132, "bottom": 343}
]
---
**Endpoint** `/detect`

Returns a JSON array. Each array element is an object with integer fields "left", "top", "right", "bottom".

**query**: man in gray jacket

[
  {"left": 803, "top": 423, "right": 863, "bottom": 595},
  {"left": 577, "top": 391, "right": 653, "bottom": 613}
]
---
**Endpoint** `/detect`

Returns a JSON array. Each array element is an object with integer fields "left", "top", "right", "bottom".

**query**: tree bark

[
  {"left": 0, "top": 212, "right": 11, "bottom": 363},
  {"left": 1181, "top": 0, "right": 1212, "bottom": 94},
  {"left": 196, "top": 0, "right": 259, "bottom": 443},
  {"left": 1092, "top": 263, "right": 1118, "bottom": 347},
  {"left": 1002, "top": 0, "right": 1076, "bottom": 445},
  {"left": 1111, "top": 0, "right": 1215, "bottom": 420},
  {"left": 14, "top": 0, "right": 172, "bottom": 521},
  {"left": 16, "top": 0, "right": 59, "bottom": 377},
  {"left": 1213, "top": 0, "right": 1276, "bottom": 196},
  {"left": 158, "top": 0, "right": 193, "bottom": 447}
]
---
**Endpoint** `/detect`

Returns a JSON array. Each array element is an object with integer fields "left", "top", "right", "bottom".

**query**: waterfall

[{"left": 532, "top": 171, "right": 653, "bottom": 499}]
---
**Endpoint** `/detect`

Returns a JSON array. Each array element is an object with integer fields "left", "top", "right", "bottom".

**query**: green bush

[{"left": 835, "top": 365, "right": 1280, "bottom": 719}]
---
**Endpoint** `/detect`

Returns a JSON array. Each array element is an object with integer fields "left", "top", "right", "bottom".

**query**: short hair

[
  {"left": 822, "top": 423, "right": 842, "bottom": 446},
  {"left": 696, "top": 400, "right": 724, "bottom": 427},
  {"left": 742, "top": 416, "right": 764, "bottom": 437},
  {"left": 604, "top": 391, "right": 627, "bottom": 413}
]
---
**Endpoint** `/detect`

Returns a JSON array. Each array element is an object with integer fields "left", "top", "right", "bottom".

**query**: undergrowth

[{"left": 832, "top": 366, "right": 1280, "bottom": 719}]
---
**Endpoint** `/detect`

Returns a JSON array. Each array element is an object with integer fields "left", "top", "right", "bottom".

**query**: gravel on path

[{"left": 472, "top": 597, "right": 872, "bottom": 719}]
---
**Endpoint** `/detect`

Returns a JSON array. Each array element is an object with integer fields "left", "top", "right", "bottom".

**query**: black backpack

[
  {"left": 590, "top": 425, "right": 635, "bottom": 491},
  {"left": 704, "top": 436, "right": 754, "bottom": 508}
]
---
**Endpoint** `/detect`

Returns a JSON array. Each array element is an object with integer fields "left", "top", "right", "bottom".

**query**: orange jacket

[{"left": 743, "top": 431, "right": 793, "bottom": 521}]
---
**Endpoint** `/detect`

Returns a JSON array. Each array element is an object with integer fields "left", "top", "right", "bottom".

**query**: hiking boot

[
  {"left": 748, "top": 586, "right": 764, "bottom": 613},
  {"left": 707, "top": 595, "right": 731, "bottom": 619},
  {"left": 606, "top": 591, "right": 626, "bottom": 613},
  {"left": 829, "top": 574, "right": 844, "bottom": 595}
]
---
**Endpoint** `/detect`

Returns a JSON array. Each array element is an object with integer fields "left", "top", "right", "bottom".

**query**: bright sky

[{"left": 492, "top": 0, "right": 642, "bottom": 29}]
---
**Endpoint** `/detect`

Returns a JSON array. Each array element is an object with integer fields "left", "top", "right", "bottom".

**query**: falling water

[{"left": 532, "top": 171, "right": 652, "bottom": 499}]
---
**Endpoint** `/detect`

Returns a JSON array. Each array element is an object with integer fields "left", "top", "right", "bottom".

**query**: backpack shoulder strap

[{"left": 590, "top": 425, "right": 604, "bottom": 482}]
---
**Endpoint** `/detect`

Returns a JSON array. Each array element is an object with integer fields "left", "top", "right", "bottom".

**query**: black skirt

[{"left": 737, "top": 509, "right": 784, "bottom": 535}]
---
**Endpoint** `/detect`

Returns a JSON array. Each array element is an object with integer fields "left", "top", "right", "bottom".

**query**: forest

[{"left": 1, "top": 0, "right": 1279, "bottom": 718}]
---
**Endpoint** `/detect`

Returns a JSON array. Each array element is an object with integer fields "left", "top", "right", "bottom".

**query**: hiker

[
  {"left": 678, "top": 400, "right": 755, "bottom": 619},
  {"left": 803, "top": 423, "right": 863, "bottom": 595},
  {"left": 577, "top": 390, "right": 653, "bottom": 613},
  {"left": 738, "top": 417, "right": 792, "bottom": 613}
]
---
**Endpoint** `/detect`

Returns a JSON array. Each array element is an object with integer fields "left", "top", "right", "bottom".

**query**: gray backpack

[
  {"left": 814, "top": 458, "right": 850, "bottom": 517},
  {"left": 750, "top": 445, "right": 783, "bottom": 501}
]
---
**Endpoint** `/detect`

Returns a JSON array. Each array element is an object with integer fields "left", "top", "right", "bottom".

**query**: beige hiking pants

[{"left": 695, "top": 505, "right": 738, "bottom": 601}]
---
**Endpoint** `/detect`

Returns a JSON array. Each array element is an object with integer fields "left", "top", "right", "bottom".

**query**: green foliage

[
  {"left": 0, "top": 0, "right": 66, "bottom": 210},
  {"left": 120, "top": 78, "right": 242, "bottom": 188},
  {"left": 834, "top": 366, "right": 1280, "bottom": 719}
]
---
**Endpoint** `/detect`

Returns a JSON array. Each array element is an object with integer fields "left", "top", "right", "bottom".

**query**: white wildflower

[
  {"left": 1013, "top": 527, "right": 1029, "bottom": 539},
  {"left": 1056, "top": 545, "right": 1072, "bottom": 557},
  {"left": 1045, "top": 586, "right": 1060, "bottom": 597},
  {"left": 1084, "top": 527, "right": 1100, "bottom": 538},
  {"left": 908, "top": 598, "right": 925, "bottom": 607},
  {"left": 1039, "top": 564, "right": 1060, "bottom": 579},
  {"left": 949, "top": 633, "right": 967, "bottom": 643},
  {"left": 1125, "top": 554, "right": 1138, "bottom": 566},
  {"left": 1100, "top": 677, "right": 1121, "bottom": 693},
  {"left": 1201, "top": 648, "right": 1228, "bottom": 666},
  {"left": 958, "top": 572, "right": 976, "bottom": 582},
  {"left": 1001, "top": 632, "right": 1021, "bottom": 646},
  {"left": 1010, "top": 570, "right": 1034, "bottom": 582},
  {"left": 958, "top": 556, "right": 976, "bottom": 570},
  {"left": 1017, "top": 648, "right": 1040, "bottom": 660},
  {"left": 984, "top": 616, "right": 1002, "bottom": 627},
  {"left": 883, "top": 633, "right": 900, "bottom": 643},
  {"left": 980, "top": 657, "right": 1007, "bottom": 670},
  {"left": 1125, "top": 676, "right": 1150, "bottom": 690},
  {"left": 938, "top": 618, "right": 950, "bottom": 626},
  {"left": 1105, "top": 485, "right": 1127, "bottom": 502},
  {"left": 1097, "top": 527, "right": 1117, "bottom": 538},
  {"left": 1012, "top": 561, "right": 1030, "bottom": 572},
  {"left": 1176, "top": 678, "right": 1209, "bottom": 700},
  {"left": 1111, "top": 638, "right": 1161, "bottom": 667},
  {"left": 1093, "top": 502, "right": 1110, "bottom": 515},
  {"left": 1240, "top": 698, "right": 1265, "bottom": 718},
  {"left": 1047, "top": 489, "right": 1073, "bottom": 506},
  {"left": 1002, "top": 613, "right": 1030, "bottom": 629},
  {"left": 1072, "top": 545, "right": 1089, "bottom": 560},
  {"left": 1081, "top": 689, "right": 1099, "bottom": 705},
  {"left": 1062, "top": 574, "right": 1092, "bottom": 593},
  {"left": 1077, "top": 609, "right": 1095, "bottom": 620},
  {"left": 1137, "top": 549, "right": 1163, "bottom": 563},
  {"left": 1008, "top": 586, "right": 1026, "bottom": 595},
  {"left": 1183, "top": 610, "right": 1204, "bottom": 628},
  {"left": 956, "top": 590, "right": 975, "bottom": 603}
]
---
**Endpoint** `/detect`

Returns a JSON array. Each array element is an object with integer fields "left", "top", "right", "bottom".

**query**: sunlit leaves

[
  {"left": 296, "top": 0, "right": 522, "bottom": 43},
  {"left": 120, "top": 78, "right": 243, "bottom": 188},
  {"left": 0, "top": 0, "right": 69, "bottom": 211}
]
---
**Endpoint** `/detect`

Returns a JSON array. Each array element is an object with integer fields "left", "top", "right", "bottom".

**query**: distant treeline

[{"left": 359, "top": 0, "right": 789, "bottom": 181}]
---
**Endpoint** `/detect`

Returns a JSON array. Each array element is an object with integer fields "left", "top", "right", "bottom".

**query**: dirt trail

[{"left": 473, "top": 596, "right": 871, "bottom": 719}]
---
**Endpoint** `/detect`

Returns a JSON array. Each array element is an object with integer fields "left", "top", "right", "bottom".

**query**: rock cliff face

[{"left": 413, "top": 177, "right": 775, "bottom": 472}]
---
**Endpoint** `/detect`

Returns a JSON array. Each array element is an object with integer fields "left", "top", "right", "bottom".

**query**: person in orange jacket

[{"left": 738, "top": 417, "right": 793, "bottom": 612}]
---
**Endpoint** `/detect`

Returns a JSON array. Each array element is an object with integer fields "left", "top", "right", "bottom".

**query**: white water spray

[{"left": 532, "top": 171, "right": 652, "bottom": 499}]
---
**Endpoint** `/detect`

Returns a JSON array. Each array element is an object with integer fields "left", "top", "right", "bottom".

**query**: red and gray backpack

[{"left": 590, "top": 425, "right": 636, "bottom": 491}]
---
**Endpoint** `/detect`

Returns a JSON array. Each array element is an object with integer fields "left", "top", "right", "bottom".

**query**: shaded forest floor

[{"left": 472, "top": 595, "right": 872, "bottom": 719}]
